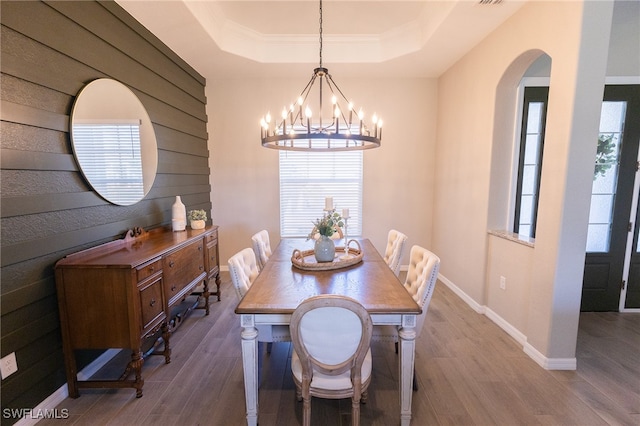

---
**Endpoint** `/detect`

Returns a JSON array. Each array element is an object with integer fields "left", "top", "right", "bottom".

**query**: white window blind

[
  {"left": 279, "top": 151, "right": 363, "bottom": 238},
  {"left": 72, "top": 121, "right": 144, "bottom": 205}
]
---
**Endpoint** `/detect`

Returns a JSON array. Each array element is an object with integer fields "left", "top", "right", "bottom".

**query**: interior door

[{"left": 583, "top": 85, "right": 640, "bottom": 311}]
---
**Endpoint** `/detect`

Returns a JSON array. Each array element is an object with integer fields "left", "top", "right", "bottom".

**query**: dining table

[{"left": 235, "top": 237, "right": 421, "bottom": 425}]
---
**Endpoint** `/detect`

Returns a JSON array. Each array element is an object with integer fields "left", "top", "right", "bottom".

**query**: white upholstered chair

[
  {"left": 383, "top": 229, "right": 408, "bottom": 276},
  {"left": 290, "top": 295, "right": 373, "bottom": 426},
  {"left": 228, "top": 248, "right": 290, "bottom": 351},
  {"left": 372, "top": 245, "right": 439, "bottom": 353},
  {"left": 251, "top": 229, "right": 272, "bottom": 271}
]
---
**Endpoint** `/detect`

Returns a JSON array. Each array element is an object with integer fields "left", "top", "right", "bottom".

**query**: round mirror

[{"left": 70, "top": 79, "right": 158, "bottom": 206}]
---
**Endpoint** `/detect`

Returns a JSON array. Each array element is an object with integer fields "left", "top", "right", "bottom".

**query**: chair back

[
  {"left": 404, "top": 245, "right": 440, "bottom": 334},
  {"left": 383, "top": 229, "right": 408, "bottom": 276},
  {"left": 251, "top": 230, "right": 272, "bottom": 270},
  {"left": 228, "top": 248, "right": 260, "bottom": 300},
  {"left": 290, "top": 295, "right": 372, "bottom": 388}
]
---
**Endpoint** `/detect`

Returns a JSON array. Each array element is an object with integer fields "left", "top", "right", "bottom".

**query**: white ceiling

[{"left": 117, "top": 0, "right": 527, "bottom": 79}]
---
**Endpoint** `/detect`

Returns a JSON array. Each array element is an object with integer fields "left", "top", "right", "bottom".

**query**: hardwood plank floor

[{"left": 41, "top": 272, "right": 640, "bottom": 425}]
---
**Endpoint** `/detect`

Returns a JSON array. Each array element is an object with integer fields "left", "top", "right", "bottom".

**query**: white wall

[
  {"left": 209, "top": 77, "right": 437, "bottom": 265},
  {"left": 434, "top": 0, "right": 632, "bottom": 367}
]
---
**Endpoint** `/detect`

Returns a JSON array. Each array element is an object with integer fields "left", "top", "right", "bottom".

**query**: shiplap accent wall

[{"left": 0, "top": 0, "right": 209, "bottom": 416}]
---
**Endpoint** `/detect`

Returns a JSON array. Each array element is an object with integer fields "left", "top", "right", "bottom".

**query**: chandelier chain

[{"left": 319, "top": 0, "right": 323, "bottom": 69}]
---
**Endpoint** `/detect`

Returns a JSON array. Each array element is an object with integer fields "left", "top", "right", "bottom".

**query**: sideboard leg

[
  {"left": 131, "top": 351, "right": 145, "bottom": 398},
  {"left": 162, "top": 323, "right": 172, "bottom": 364}
]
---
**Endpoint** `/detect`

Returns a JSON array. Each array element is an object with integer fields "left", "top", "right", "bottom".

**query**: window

[
  {"left": 514, "top": 86, "right": 549, "bottom": 238},
  {"left": 279, "top": 151, "right": 362, "bottom": 237}
]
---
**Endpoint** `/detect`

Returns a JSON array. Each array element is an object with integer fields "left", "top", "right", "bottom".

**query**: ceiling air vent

[{"left": 478, "top": 0, "right": 503, "bottom": 5}]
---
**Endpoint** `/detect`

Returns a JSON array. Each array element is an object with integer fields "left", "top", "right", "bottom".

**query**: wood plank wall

[{"left": 0, "top": 0, "right": 210, "bottom": 418}]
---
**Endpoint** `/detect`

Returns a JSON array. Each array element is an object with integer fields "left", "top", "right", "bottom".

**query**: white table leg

[
  {"left": 240, "top": 314, "right": 259, "bottom": 426},
  {"left": 398, "top": 315, "right": 417, "bottom": 426}
]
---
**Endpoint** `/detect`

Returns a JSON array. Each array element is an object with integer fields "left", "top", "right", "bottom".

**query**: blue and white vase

[{"left": 314, "top": 235, "right": 335, "bottom": 262}]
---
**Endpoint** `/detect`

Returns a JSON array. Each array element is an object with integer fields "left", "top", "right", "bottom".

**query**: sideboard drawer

[
  {"left": 137, "top": 259, "right": 162, "bottom": 282},
  {"left": 138, "top": 277, "right": 165, "bottom": 335},
  {"left": 163, "top": 239, "right": 205, "bottom": 304},
  {"left": 205, "top": 228, "right": 218, "bottom": 244}
]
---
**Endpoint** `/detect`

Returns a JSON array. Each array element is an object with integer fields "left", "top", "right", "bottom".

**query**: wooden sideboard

[{"left": 54, "top": 225, "right": 220, "bottom": 398}]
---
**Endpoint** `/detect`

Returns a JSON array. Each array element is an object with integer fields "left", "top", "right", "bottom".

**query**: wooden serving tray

[{"left": 291, "top": 239, "right": 363, "bottom": 271}]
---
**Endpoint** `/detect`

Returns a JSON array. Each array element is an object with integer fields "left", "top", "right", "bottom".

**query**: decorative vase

[
  {"left": 314, "top": 235, "right": 336, "bottom": 262},
  {"left": 172, "top": 195, "right": 186, "bottom": 232},
  {"left": 190, "top": 219, "right": 205, "bottom": 230}
]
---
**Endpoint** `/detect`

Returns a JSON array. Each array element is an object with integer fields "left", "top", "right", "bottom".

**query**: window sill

[{"left": 488, "top": 229, "right": 535, "bottom": 248}]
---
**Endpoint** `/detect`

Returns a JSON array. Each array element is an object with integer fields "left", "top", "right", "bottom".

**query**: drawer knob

[
  {"left": 149, "top": 266, "right": 154, "bottom": 273},
  {"left": 150, "top": 299, "right": 156, "bottom": 307},
  {"left": 198, "top": 246, "right": 203, "bottom": 252},
  {"left": 199, "top": 265, "right": 204, "bottom": 271},
  {"left": 169, "top": 261, "right": 175, "bottom": 268},
  {"left": 171, "top": 285, "right": 177, "bottom": 292}
]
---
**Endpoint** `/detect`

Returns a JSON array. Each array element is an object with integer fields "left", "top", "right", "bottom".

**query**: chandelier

[{"left": 260, "top": 0, "right": 382, "bottom": 152}]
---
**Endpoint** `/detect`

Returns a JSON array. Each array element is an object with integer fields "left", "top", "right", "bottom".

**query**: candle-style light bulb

[
  {"left": 348, "top": 102, "right": 354, "bottom": 126},
  {"left": 298, "top": 97, "right": 304, "bottom": 125},
  {"left": 281, "top": 108, "right": 287, "bottom": 135},
  {"left": 331, "top": 95, "right": 337, "bottom": 105},
  {"left": 305, "top": 106, "right": 312, "bottom": 133}
]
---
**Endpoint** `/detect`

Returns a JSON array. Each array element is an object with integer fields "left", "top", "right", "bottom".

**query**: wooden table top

[{"left": 235, "top": 238, "right": 421, "bottom": 315}]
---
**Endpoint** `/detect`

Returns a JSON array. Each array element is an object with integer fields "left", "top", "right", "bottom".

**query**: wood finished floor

[{"left": 42, "top": 272, "right": 640, "bottom": 425}]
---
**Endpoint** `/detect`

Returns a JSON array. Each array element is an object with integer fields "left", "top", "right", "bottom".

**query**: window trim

[{"left": 513, "top": 85, "right": 549, "bottom": 238}]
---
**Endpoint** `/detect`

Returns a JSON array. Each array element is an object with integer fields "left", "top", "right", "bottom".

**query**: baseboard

[
  {"left": 437, "top": 273, "right": 485, "bottom": 314},
  {"left": 438, "top": 273, "right": 576, "bottom": 371},
  {"left": 523, "top": 342, "right": 577, "bottom": 370},
  {"left": 14, "top": 349, "right": 120, "bottom": 426}
]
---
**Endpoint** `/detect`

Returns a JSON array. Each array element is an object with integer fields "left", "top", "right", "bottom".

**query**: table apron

[{"left": 240, "top": 313, "right": 416, "bottom": 328}]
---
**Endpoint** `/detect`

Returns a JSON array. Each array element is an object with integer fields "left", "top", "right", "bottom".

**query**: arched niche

[{"left": 487, "top": 51, "right": 552, "bottom": 231}]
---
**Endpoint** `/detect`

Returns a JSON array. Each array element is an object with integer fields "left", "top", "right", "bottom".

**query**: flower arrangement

[
  {"left": 308, "top": 209, "right": 344, "bottom": 239},
  {"left": 188, "top": 209, "right": 207, "bottom": 221}
]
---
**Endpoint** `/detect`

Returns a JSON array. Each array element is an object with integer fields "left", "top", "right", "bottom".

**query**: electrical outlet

[
  {"left": 499, "top": 276, "right": 506, "bottom": 290},
  {"left": 1, "top": 352, "right": 18, "bottom": 379}
]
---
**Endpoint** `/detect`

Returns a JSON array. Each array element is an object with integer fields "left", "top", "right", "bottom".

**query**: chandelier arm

[{"left": 289, "top": 73, "right": 318, "bottom": 128}]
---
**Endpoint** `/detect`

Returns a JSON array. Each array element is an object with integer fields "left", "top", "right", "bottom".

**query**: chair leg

[
  {"left": 413, "top": 371, "right": 418, "bottom": 391},
  {"left": 351, "top": 397, "right": 361, "bottom": 426},
  {"left": 266, "top": 342, "right": 273, "bottom": 354},
  {"left": 302, "top": 396, "right": 311, "bottom": 426},
  {"left": 394, "top": 341, "right": 398, "bottom": 354}
]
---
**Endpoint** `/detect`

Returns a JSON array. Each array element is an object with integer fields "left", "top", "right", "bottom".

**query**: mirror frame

[{"left": 70, "top": 78, "right": 158, "bottom": 206}]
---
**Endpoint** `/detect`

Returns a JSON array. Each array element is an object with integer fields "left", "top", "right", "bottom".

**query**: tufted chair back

[
  {"left": 383, "top": 229, "right": 408, "bottom": 276},
  {"left": 251, "top": 230, "right": 272, "bottom": 270},
  {"left": 403, "top": 245, "right": 440, "bottom": 334},
  {"left": 228, "top": 248, "right": 260, "bottom": 300}
]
